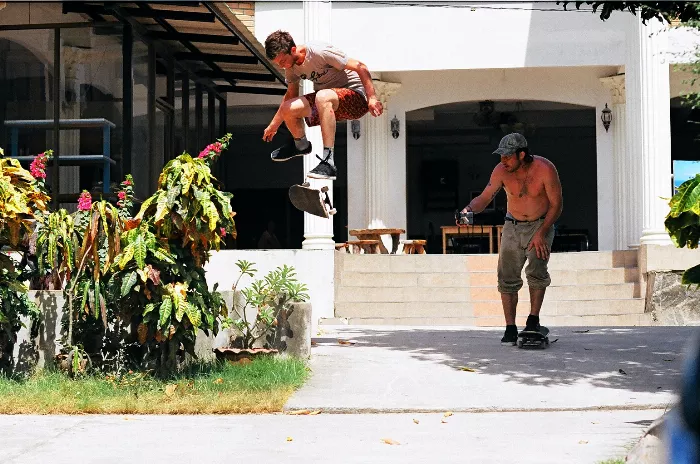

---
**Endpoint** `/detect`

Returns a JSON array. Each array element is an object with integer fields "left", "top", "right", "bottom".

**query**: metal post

[
  {"left": 148, "top": 43, "right": 156, "bottom": 191},
  {"left": 195, "top": 83, "right": 202, "bottom": 151},
  {"left": 52, "top": 28, "right": 61, "bottom": 210},
  {"left": 122, "top": 23, "right": 133, "bottom": 182},
  {"left": 182, "top": 74, "right": 189, "bottom": 153}
]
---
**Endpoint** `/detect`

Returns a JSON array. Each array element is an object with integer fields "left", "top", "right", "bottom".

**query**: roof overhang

[{"left": 62, "top": 1, "right": 287, "bottom": 96}]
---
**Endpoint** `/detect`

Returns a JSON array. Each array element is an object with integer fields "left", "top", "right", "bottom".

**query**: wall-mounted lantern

[
  {"left": 350, "top": 120, "right": 361, "bottom": 139},
  {"left": 601, "top": 103, "right": 612, "bottom": 132},
  {"left": 390, "top": 115, "right": 400, "bottom": 139}
]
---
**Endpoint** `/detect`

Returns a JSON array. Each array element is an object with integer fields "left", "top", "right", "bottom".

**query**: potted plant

[{"left": 215, "top": 260, "right": 309, "bottom": 363}]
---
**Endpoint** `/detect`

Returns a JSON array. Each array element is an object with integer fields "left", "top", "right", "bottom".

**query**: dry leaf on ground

[
  {"left": 337, "top": 339, "right": 357, "bottom": 345},
  {"left": 579, "top": 440, "right": 588, "bottom": 444},
  {"left": 381, "top": 438, "right": 401, "bottom": 445},
  {"left": 413, "top": 419, "right": 419, "bottom": 424},
  {"left": 286, "top": 437, "right": 293, "bottom": 442},
  {"left": 457, "top": 366, "right": 476, "bottom": 372},
  {"left": 443, "top": 411, "right": 453, "bottom": 418},
  {"left": 287, "top": 409, "right": 311, "bottom": 415},
  {"left": 311, "top": 341, "right": 318, "bottom": 346}
]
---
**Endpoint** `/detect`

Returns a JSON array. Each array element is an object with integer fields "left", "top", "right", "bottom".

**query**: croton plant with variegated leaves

[{"left": 108, "top": 134, "right": 235, "bottom": 375}]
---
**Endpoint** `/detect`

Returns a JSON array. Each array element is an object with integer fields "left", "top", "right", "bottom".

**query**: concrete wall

[{"left": 205, "top": 249, "right": 334, "bottom": 333}]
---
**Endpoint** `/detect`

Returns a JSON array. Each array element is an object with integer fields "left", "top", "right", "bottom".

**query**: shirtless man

[
  {"left": 262, "top": 30, "right": 383, "bottom": 180},
  {"left": 460, "top": 133, "right": 563, "bottom": 344}
]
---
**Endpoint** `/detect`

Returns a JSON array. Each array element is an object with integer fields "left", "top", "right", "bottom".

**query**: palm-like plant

[{"left": 665, "top": 174, "right": 700, "bottom": 286}]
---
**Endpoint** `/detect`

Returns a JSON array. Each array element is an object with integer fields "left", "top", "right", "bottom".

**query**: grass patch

[
  {"left": 598, "top": 460, "right": 625, "bottom": 464},
  {"left": 0, "top": 356, "right": 309, "bottom": 414}
]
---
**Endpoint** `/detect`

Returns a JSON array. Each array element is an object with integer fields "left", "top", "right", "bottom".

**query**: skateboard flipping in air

[
  {"left": 288, "top": 182, "right": 336, "bottom": 219},
  {"left": 517, "top": 326, "right": 550, "bottom": 349}
]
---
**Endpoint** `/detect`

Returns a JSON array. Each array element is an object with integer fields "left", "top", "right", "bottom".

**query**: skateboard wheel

[
  {"left": 517, "top": 339, "right": 524, "bottom": 348},
  {"left": 329, "top": 208, "right": 337, "bottom": 215},
  {"left": 320, "top": 186, "right": 328, "bottom": 193}
]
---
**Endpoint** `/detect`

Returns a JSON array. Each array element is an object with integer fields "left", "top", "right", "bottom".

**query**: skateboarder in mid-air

[
  {"left": 262, "top": 30, "right": 384, "bottom": 180},
  {"left": 459, "top": 133, "right": 563, "bottom": 345}
]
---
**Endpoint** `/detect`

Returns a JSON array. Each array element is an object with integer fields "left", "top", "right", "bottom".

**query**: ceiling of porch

[{"left": 62, "top": 1, "right": 287, "bottom": 96}]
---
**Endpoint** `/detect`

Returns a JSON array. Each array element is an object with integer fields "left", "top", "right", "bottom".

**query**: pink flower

[
  {"left": 77, "top": 191, "right": 92, "bottom": 211},
  {"left": 30, "top": 152, "right": 48, "bottom": 179},
  {"left": 198, "top": 142, "right": 224, "bottom": 159},
  {"left": 123, "top": 180, "right": 132, "bottom": 186},
  {"left": 220, "top": 227, "right": 226, "bottom": 237},
  {"left": 118, "top": 191, "right": 126, "bottom": 200}
]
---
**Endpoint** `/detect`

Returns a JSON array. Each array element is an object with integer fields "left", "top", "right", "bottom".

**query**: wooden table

[
  {"left": 441, "top": 225, "right": 503, "bottom": 254},
  {"left": 348, "top": 228, "right": 405, "bottom": 254}
]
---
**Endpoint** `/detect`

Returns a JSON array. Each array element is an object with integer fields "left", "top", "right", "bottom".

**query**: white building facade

[{"left": 248, "top": 1, "right": 700, "bottom": 252}]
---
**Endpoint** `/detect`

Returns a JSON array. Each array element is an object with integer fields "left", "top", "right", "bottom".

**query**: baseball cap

[{"left": 493, "top": 133, "right": 528, "bottom": 156}]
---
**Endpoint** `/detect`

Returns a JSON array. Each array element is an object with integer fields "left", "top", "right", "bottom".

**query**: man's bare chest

[{"left": 503, "top": 174, "right": 545, "bottom": 199}]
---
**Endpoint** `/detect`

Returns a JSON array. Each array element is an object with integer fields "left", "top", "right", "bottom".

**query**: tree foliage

[{"left": 558, "top": 2, "right": 700, "bottom": 23}]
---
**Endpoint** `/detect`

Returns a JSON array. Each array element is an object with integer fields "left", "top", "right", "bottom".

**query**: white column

[
  {"left": 600, "top": 75, "right": 630, "bottom": 250},
  {"left": 626, "top": 16, "right": 673, "bottom": 246},
  {"left": 364, "top": 81, "right": 400, "bottom": 229},
  {"left": 301, "top": 0, "right": 334, "bottom": 250}
]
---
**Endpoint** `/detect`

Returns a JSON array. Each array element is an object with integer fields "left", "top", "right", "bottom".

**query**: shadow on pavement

[{"left": 315, "top": 326, "right": 696, "bottom": 394}]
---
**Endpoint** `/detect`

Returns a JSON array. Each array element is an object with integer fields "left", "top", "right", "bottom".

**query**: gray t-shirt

[{"left": 285, "top": 41, "right": 365, "bottom": 98}]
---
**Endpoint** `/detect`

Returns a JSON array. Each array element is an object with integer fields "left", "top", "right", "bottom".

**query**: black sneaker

[
  {"left": 307, "top": 156, "right": 338, "bottom": 180},
  {"left": 522, "top": 315, "right": 540, "bottom": 333},
  {"left": 501, "top": 325, "right": 518, "bottom": 345},
  {"left": 271, "top": 140, "right": 313, "bottom": 162}
]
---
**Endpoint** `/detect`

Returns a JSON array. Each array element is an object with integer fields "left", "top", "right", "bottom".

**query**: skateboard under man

[
  {"left": 288, "top": 182, "right": 336, "bottom": 219},
  {"left": 517, "top": 326, "right": 550, "bottom": 349}
]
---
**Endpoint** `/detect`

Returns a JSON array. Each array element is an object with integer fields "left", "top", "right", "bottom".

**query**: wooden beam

[
  {"left": 175, "top": 52, "right": 257, "bottom": 64},
  {"left": 119, "top": 7, "right": 216, "bottom": 22},
  {"left": 216, "top": 85, "right": 286, "bottom": 95},
  {"left": 197, "top": 69, "right": 276, "bottom": 82},
  {"left": 148, "top": 30, "right": 239, "bottom": 45}
]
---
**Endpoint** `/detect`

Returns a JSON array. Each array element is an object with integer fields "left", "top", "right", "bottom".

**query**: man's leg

[
  {"left": 497, "top": 222, "right": 526, "bottom": 343},
  {"left": 528, "top": 287, "right": 546, "bottom": 317},
  {"left": 523, "top": 223, "right": 555, "bottom": 331},
  {"left": 271, "top": 97, "right": 313, "bottom": 162},
  {"left": 307, "top": 89, "right": 340, "bottom": 179},
  {"left": 500, "top": 292, "right": 518, "bottom": 325},
  {"left": 315, "top": 89, "right": 340, "bottom": 149}
]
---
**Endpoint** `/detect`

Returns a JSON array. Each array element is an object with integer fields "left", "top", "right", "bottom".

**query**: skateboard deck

[
  {"left": 517, "top": 326, "right": 550, "bottom": 349},
  {"left": 289, "top": 182, "right": 336, "bottom": 218}
]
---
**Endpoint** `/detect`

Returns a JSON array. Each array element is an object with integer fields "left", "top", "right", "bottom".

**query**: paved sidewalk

[
  {"left": 0, "top": 410, "right": 663, "bottom": 464},
  {"left": 1, "top": 326, "right": 692, "bottom": 464},
  {"left": 286, "top": 326, "right": 692, "bottom": 413}
]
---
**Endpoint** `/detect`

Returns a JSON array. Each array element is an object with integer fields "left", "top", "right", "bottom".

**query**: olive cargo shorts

[{"left": 497, "top": 218, "right": 555, "bottom": 294}]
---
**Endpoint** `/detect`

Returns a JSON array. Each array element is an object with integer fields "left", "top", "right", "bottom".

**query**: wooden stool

[
  {"left": 335, "top": 243, "right": 349, "bottom": 253},
  {"left": 346, "top": 240, "right": 382, "bottom": 254},
  {"left": 401, "top": 239, "right": 427, "bottom": 254}
]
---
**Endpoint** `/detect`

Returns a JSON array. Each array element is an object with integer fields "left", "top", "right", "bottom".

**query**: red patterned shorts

[{"left": 303, "top": 88, "right": 368, "bottom": 127}]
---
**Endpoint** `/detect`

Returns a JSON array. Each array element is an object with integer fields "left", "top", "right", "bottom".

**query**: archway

[{"left": 406, "top": 99, "right": 598, "bottom": 253}]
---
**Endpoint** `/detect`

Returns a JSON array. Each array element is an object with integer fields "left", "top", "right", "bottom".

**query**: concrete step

[
  {"left": 335, "top": 283, "right": 641, "bottom": 303},
  {"left": 327, "top": 312, "right": 653, "bottom": 327},
  {"left": 337, "top": 250, "right": 637, "bottom": 273},
  {"left": 335, "top": 298, "right": 645, "bottom": 319},
  {"left": 339, "top": 268, "right": 639, "bottom": 288}
]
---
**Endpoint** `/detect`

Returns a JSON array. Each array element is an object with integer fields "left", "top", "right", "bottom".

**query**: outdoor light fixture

[
  {"left": 351, "top": 120, "right": 361, "bottom": 139},
  {"left": 601, "top": 103, "right": 612, "bottom": 132},
  {"left": 390, "top": 115, "right": 400, "bottom": 139}
]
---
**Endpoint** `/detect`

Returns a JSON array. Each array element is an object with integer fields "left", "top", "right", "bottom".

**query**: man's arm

[
  {"left": 539, "top": 163, "right": 563, "bottom": 234},
  {"left": 263, "top": 83, "right": 299, "bottom": 142},
  {"left": 344, "top": 58, "right": 383, "bottom": 117},
  {"left": 462, "top": 167, "right": 503, "bottom": 214}
]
